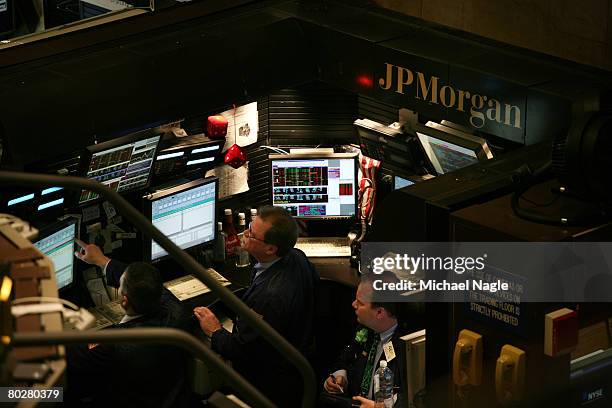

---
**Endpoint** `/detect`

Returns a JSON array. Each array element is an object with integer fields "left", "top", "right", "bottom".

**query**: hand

[
  {"left": 194, "top": 306, "right": 222, "bottom": 337},
  {"left": 352, "top": 396, "right": 375, "bottom": 408},
  {"left": 324, "top": 374, "right": 346, "bottom": 394},
  {"left": 74, "top": 239, "right": 110, "bottom": 268}
]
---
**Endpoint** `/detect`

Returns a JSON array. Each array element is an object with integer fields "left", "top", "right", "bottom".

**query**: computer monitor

[
  {"left": 33, "top": 219, "right": 78, "bottom": 291},
  {"left": 143, "top": 177, "right": 218, "bottom": 262},
  {"left": 269, "top": 152, "right": 358, "bottom": 219},
  {"left": 415, "top": 121, "right": 493, "bottom": 175},
  {"left": 354, "top": 118, "right": 421, "bottom": 173},
  {"left": 401, "top": 329, "right": 426, "bottom": 408},
  {"left": 393, "top": 174, "right": 435, "bottom": 190},
  {"left": 394, "top": 176, "right": 414, "bottom": 190},
  {"left": 79, "top": 132, "right": 162, "bottom": 204}
]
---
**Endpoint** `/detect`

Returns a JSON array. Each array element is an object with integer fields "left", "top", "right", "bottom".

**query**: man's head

[
  {"left": 352, "top": 272, "right": 398, "bottom": 333},
  {"left": 118, "top": 262, "right": 163, "bottom": 316},
  {"left": 243, "top": 205, "right": 297, "bottom": 262}
]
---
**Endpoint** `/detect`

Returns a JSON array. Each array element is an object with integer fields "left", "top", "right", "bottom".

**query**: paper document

[
  {"left": 205, "top": 163, "right": 249, "bottom": 199},
  {"left": 217, "top": 102, "right": 259, "bottom": 152}
]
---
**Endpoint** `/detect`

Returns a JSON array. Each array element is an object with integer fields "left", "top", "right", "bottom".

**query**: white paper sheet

[
  {"left": 205, "top": 163, "right": 249, "bottom": 199},
  {"left": 217, "top": 102, "right": 259, "bottom": 152}
]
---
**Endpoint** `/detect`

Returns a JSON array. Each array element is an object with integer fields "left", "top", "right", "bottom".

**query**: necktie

[{"left": 360, "top": 333, "right": 381, "bottom": 397}]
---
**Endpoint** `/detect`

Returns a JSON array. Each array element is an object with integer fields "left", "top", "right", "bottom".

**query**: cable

[
  {"left": 519, "top": 192, "right": 560, "bottom": 207},
  {"left": 259, "top": 146, "right": 289, "bottom": 155},
  {"left": 511, "top": 160, "right": 610, "bottom": 226},
  {"left": 12, "top": 296, "right": 79, "bottom": 311}
]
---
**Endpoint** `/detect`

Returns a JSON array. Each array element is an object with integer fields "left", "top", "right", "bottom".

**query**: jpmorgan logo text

[{"left": 379, "top": 62, "right": 521, "bottom": 130}]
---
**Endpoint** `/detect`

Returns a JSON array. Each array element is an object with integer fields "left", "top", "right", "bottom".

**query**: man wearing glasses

[{"left": 194, "top": 205, "right": 319, "bottom": 407}]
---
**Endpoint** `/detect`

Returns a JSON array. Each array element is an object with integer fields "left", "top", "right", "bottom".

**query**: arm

[
  {"left": 66, "top": 342, "right": 117, "bottom": 376},
  {"left": 104, "top": 259, "right": 128, "bottom": 288},
  {"left": 209, "top": 292, "right": 288, "bottom": 361}
]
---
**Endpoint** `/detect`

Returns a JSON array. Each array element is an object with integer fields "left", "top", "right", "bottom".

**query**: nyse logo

[
  {"left": 378, "top": 62, "right": 522, "bottom": 131},
  {"left": 582, "top": 388, "right": 604, "bottom": 403}
]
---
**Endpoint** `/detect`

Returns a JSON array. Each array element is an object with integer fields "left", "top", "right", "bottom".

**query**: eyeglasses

[{"left": 244, "top": 221, "right": 267, "bottom": 243}]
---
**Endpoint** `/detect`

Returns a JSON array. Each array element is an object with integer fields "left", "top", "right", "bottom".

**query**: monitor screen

[
  {"left": 144, "top": 177, "right": 218, "bottom": 262},
  {"left": 80, "top": 133, "right": 162, "bottom": 203},
  {"left": 415, "top": 121, "right": 493, "bottom": 175},
  {"left": 270, "top": 153, "right": 358, "bottom": 219},
  {"left": 394, "top": 176, "right": 415, "bottom": 190},
  {"left": 33, "top": 219, "right": 77, "bottom": 290}
]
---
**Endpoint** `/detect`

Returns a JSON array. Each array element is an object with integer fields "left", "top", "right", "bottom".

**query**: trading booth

[{"left": 1, "top": 1, "right": 612, "bottom": 407}]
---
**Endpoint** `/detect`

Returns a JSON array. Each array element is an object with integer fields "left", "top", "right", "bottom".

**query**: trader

[
  {"left": 194, "top": 205, "right": 319, "bottom": 406},
  {"left": 323, "top": 271, "right": 407, "bottom": 408},
  {"left": 65, "top": 255, "right": 191, "bottom": 407}
]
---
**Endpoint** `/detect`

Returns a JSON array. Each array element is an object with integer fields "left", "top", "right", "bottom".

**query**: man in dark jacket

[
  {"left": 66, "top": 252, "right": 190, "bottom": 407},
  {"left": 324, "top": 272, "right": 407, "bottom": 408},
  {"left": 194, "top": 205, "right": 319, "bottom": 407}
]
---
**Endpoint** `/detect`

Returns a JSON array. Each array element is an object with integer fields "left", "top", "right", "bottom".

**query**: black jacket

[
  {"left": 211, "top": 248, "right": 319, "bottom": 406},
  {"left": 65, "top": 260, "right": 190, "bottom": 408}
]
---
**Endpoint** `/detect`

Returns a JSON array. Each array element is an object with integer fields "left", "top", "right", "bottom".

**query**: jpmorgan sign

[{"left": 378, "top": 62, "right": 522, "bottom": 131}]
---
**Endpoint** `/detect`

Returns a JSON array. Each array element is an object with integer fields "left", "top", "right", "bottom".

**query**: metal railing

[{"left": 0, "top": 171, "right": 316, "bottom": 408}]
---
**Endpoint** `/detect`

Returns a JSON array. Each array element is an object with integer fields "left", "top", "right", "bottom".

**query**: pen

[{"left": 329, "top": 374, "right": 344, "bottom": 394}]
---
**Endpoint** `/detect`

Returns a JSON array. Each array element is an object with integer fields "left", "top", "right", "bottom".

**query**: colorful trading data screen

[
  {"left": 416, "top": 132, "right": 478, "bottom": 174},
  {"left": 271, "top": 158, "right": 356, "bottom": 218},
  {"left": 80, "top": 135, "right": 161, "bottom": 203},
  {"left": 150, "top": 181, "right": 216, "bottom": 261},
  {"left": 34, "top": 223, "right": 76, "bottom": 290}
]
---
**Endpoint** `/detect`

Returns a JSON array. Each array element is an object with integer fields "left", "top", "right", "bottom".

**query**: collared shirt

[
  {"left": 119, "top": 313, "right": 143, "bottom": 324},
  {"left": 367, "top": 323, "right": 398, "bottom": 399},
  {"left": 253, "top": 258, "right": 281, "bottom": 280}
]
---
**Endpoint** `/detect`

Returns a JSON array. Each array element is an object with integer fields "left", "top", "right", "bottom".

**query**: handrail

[
  {"left": 12, "top": 328, "right": 274, "bottom": 408},
  {"left": 0, "top": 171, "right": 317, "bottom": 408}
]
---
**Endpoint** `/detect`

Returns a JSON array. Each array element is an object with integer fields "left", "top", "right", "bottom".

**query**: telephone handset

[
  {"left": 495, "top": 344, "right": 526, "bottom": 406},
  {"left": 452, "top": 329, "right": 483, "bottom": 386}
]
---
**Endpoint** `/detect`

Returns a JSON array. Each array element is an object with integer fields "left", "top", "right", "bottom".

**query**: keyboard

[
  {"left": 85, "top": 299, "right": 124, "bottom": 330},
  {"left": 294, "top": 237, "right": 351, "bottom": 257},
  {"left": 164, "top": 269, "right": 231, "bottom": 302},
  {"left": 89, "top": 307, "right": 115, "bottom": 330}
]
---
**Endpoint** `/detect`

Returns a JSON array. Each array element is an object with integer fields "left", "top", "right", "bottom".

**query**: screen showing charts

[
  {"left": 80, "top": 135, "right": 161, "bottom": 203},
  {"left": 417, "top": 132, "right": 479, "bottom": 175},
  {"left": 271, "top": 157, "right": 357, "bottom": 218},
  {"left": 150, "top": 180, "right": 216, "bottom": 261},
  {"left": 34, "top": 222, "right": 76, "bottom": 290}
]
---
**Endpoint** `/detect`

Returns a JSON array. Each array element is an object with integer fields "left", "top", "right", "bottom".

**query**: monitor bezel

[
  {"left": 269, "top": 152, "right": 359, "bottom": 220},
  {"left": 79, "top": 130, "right": 164, "bottom": 204},
  {"left": 32, "top": 218, "right": 78, "bottom": 292},
  {"left": 142, "top": 177, "right": 219, "bottom": 263},
  {"left": 413, "top": 122, "right": 492, "bottom": 175}
]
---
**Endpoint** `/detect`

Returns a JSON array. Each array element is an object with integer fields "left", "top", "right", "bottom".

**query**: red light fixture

[{"left": 356, "top": 74, "right": 374, "bottom": 88}]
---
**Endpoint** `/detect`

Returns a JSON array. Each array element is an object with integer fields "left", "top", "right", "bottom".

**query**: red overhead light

[{"left": 356, "top": 74, "right": 373, "bottom": 88}]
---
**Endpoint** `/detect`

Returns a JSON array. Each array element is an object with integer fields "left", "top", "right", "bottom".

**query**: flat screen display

[
  {"left": 416, "top": 132, "right": 479, "bottom": 175},
  {"left": 394, "top": 175, "right": 415, "bottom": 190},
  {"left": 145, "top": 178, "right": 217, "bottom": 262},
  {"left": 33, "top": 220, "right": 77, "bottom": 290},
  {"left": 270, "top": 153, "right": 358, "bottom": 219},
  {"left": 80, "top": 134, "right": 161, "bottom": 203}
]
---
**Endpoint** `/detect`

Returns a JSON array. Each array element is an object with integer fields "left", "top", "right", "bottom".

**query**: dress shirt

[
  {"left": 119, "top": 313, "right": 143, "bottom": 324},
  {"left": 252, "top": 258, "right": 281, "bottom": 280}
]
